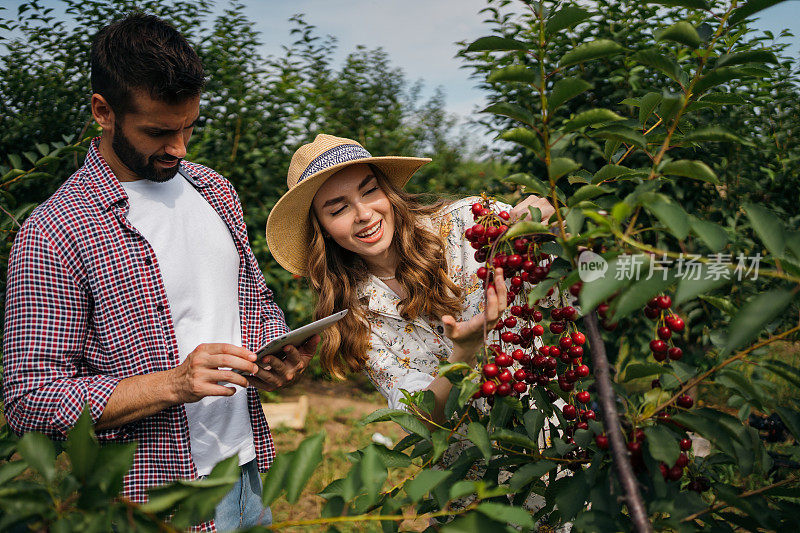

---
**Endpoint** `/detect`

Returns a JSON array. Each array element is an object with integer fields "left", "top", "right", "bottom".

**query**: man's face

[{"left": 110, "top": 91, "right": 200, "bottom": 182}]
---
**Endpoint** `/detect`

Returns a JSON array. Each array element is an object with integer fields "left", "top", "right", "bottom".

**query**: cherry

[
  {"left": 482, "top": 363, "right": 499, "bottom": 378},
  {"left": 476, "top": 266, "right": 489, "bottom": 280},
  {"left": 550, "top": 322, "right": 566, "bottom": 334},
  {"left": 644, "top": 306, "right": 660, "bottom": 320},
  {"left": 666, "top": 316, "right": 685, "bottom": 332},
  {"left": 503, "top": 316, "right": 517, "bottom": 329},
  {"left": 668, "top": 465, "right": 683, "bottom": 481},
  {"left": 532, "top": 324, "right": 544, "bottom": 336},
  {"left": 551, "top": 308, "right": 562, "bottom": 320},
  {"left": 486, "top": 226, "right": 502, "bottom": 241},
  {"left": 601, "top": 320, "right": 618, "bottom": 331},
  {"left": 675, "top": 453, "right": 689, "bottom": 468},
  {"left": 498, "top": 210, "right": 510, "bottom": 221},
  {"left": 576, "top": 365, "right": 590, "bottom": 378},
  {"left": 522, "top": 260, "right": 536, "bottom": 272},
  {"left": 582, "top": 410, "right": 596, "bottom": 421},
  {"left": 559, "top": 337, "right": 573, "bottom": 349},
  {"left": 647, "top": 297, "right": 659, "bottom": 309},
  {"left": 513, "top": 381, "right": 528, "bottom": 394},
  {"left": 533, "top": 355, "right": 547, "bottom": 368},
  {"left": 598, "top": 303, "right": 610, "bottom": 318},
  {"left": 680, "top": 438, "right": 692, "bottom": 451},
  {"left": 501, "top": 331, "right": 515, "bottom": 343},
  {"left": 471, "top": 203, "right": 483, "bottom": 216},
  {"left": 653, "top": 350, "right": 667, "bottom": 362},
  {"left": 569, "top": 346, "right": 584, "bottom": 358},
  {"left": 512, "top": 349, "right": 525, "bottom": 361},
  {"left": 575, "top": 421, "right": 589, "bottom": 431},
  {"left": 545, "top": 390, "right": 558, "bottom": 402},
  {"left": 677, "top": 394, "right": 694, "bottom": 409},
  {"left": 514, "top": 369, "right": 528, "bottom": 381},
  {"left": 507, "top": 254, "right": 522, "bottom": 270},
  {"left": 513, "top": 238, "right": 529, "bottom": 254},
  {"left": 510, "top": 305, "right": 523, "bottom": 316},
  {"left": 558, "top": 380, "right": 574, "bottom": 392},
  {"left": 577, "top": 391, "right": 591, "bottom": 403},
  {"left": 545, "top": 357, "right": 557, "bottom": 370},
  {"left": 564, "top": 369, "right": 577, "bottom": 382},
  {"left": 532, "top": 266, "right": 547, "bottom": 279},
  {"left": 627, "top": 441, "right": 643, "bottom": 456},
  {"left": 474, "top": 249, "right": 487, "bottom": 262},
  {"left": 532, "top": 310, "right": 543, "bottom": 322},
  {"left": 595, "top": 434, "right": 609, "bottom": 450},
  {"left": 570, "top": 282, "right": 582, "bottom": 296},
  {"left": 657, "top": 327, "right": 672, "bottom": 340},
  {"left": 631, "top": 428, "right": 645, "bottom": 442},
  {"left": 510, "top": 276, "right": 523, "bottom": 287},
  {"left": 668, "top": 347, "right": 683, "bottom": 361},
  {"left": 649, "top": 339, "right": 668, "bottom": 353},
  {"left": 562, "top": 306, "right": 577, "bottom": 321},
  {"left": 656, "top": 295, "right": 672, "bottom": 309},
  {"left": 659, "top": 463, "right": 669, "bottom": 479},
  {"left": 481, "top": 381, "right": 497, "bottom": 396},
  {"left": 497, "top": 382, "right": 512, "bottom": 396},
  {"left": 493, "top": 319, "right": 504, "bottom": 331},
  {"left": 479, "top": 207, "right": 490, "bottom": 217},
  {"left": 471, "top": 224, "right": 485, "bottom": 237},
  {"left": 549, "top": 347, "right": 561, "bottom": 358},
  {"left": 563, "top": 405, "right": 577, "bottom": 420},
  {"left": 571, "top": 331, "right": 586, "bottom": 345},
  {"left": 495, "top": 353, "right": 513, "bottom": 367}
]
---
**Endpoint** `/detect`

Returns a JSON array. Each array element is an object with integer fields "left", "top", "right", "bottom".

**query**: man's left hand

[
  {"left": 247, "top": 334, "right": 320, "bottom": 391},
  {"left": 510, "top": 195, "right": 555, "bottom": 224}
]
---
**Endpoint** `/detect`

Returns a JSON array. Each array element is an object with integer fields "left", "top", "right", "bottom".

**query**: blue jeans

[{"left": 213, "top": 459, "right": 272, "bottom": 531}]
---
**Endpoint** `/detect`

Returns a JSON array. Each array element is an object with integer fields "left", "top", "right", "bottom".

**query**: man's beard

[{"left": 112, "top": 122, "right": 181, "bottom": 183}]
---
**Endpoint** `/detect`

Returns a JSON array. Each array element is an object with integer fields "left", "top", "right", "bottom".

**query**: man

[{"left": 2, "top": 14, "right": 315, "bottom": 531}]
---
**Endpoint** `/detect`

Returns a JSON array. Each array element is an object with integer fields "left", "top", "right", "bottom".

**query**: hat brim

[{"left": 267, "top": 155, "right": 431, "bottom": 276}]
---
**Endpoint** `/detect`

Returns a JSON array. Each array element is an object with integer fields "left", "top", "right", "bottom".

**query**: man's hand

[
  {"left": 247, "top": 334, "right": 320, "bottom": 392},
  {"left": 510, "top": 195, "right": 555, "bottom": 224},
  {"left": 170, "top": 343, "right": 259, "bottom": 403}
]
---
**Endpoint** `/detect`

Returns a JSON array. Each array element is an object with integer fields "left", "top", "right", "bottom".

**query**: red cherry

[
  {"left": 512, "top": 333, "right": 521, "bottom": 345},
  {"left": 512, "top": 349, "right": 525, "bottom": 361},
  {"left": 513, "top": 238, "right": 528, "bottom": 254},
  {"left": 471, "top": 224, "right": 485, "bottom": 237},
  {"left": 498, "top": 210, "right": 510, "bottom": 220},
  {"left": 675, "top": 453, "right": 689, "bottom": 468},
  {"left": 565, "top": 369, "right": 577, "bottom": 383},
  {"left": 576, "top": 365, "right": 590, "bottom": 378},
  {"left": 545, "top": 356, "right": 558, "bottom": 370},
  {"left": 677, "top": 394, "right": 694, "bottom": 409},
  {"left": 482, "top": 363, "right": 499, "bottom": 378},
  {"left": 471, "top": 203, "right": 483, "bottom": 216},
  {"left": 532, "top": 325, "right": 545, "bottom": 336},
  {"left": 668, "top": 465, "right": 683, "bottom": 481},
  {"left": 550, "top": 322, "right": 566, "bottom": 334},
  {"left": 571, "top": 332, "right": 586, "bottom": 345},
  {"left": 657, "top": 327, "right": 672, "bottom": 340},
  {"left": 680, "top": 438, "right": 692, "bottom": 451},
  {"left": 549, "top": 347, "right": 562, "bottom": 358},
  {"left": 668, "top": 347, "right": 683, "bottom": 360},
  {"left": 476, "top": 266, "right": 489, "bottom": 280},
  {"left": 632, "top": 428, "right": 646, "bottom": 442},
  {"left": 660, "top": 463, "right": 669, "bottom": 479},
  {"left": 650, "top": 339, "right": 668, "bottom": 353},
  {"left": 562, "top": 306, "right": 577, "bottom": 321},
  {"left": 577, "top": 391, "right": 591, "bottom": 403},
  {"left": 595, "top": 434, "right": 609, "bottom": 450},
  {"left": 551, "top": 308, "right": 562, "bottom": 320},
  {"left": 656, "top": 295, "right": 672, "bottom": 309},
  {"left": 507, "top": 254, "right": 522, "bottom": 270},
  {"left": 513, "top": 381, "right": 528, "bottom": 394},
  {"left": 504, "top": 316, "right": 517, "bottom": 329},
  {"left": 558, "top": 379, "right": 574, "bottom": 392},
  {"left": 653, "top": 350, "right": 667, "bottom": 362},
  {"left": 644, "top": 307, "right": 660, "bottom": 320},
  {"left": 501, "top": 331, "right": 515, "bottom": 343},
  {"left": 479, "top": 207, "right": 491, "bottom": 217},
  {"left": 497, "top": 382, "right": 512, "bottom": 396},
  {"left": 570, "top": 282, "right": 582, "bottom": 296},
  {"left": 533, "top": 355, "right": 547, "bottom": 368},
  {"left": 522, "top": 260, "right": 535, "bottom": 272},
  {"left": 667, "top": 316, "right": 685, "bottom": 332},
  {"left": 510, "top": 276, "right": 523, "bottom": 287},
  {"left": 495, "top": 353, "right": 513, "bottom": 367},
  {"left": 559, "top": 337, "right": 573, "bottom": 349},
  {"left": 493, "top": 319, "right": 504, "bottom": 331},
  {"left": 498, "top": 369, "right": 513, "bottom": 383},
  {"left": 582, "top": 409, "right": 596, "bottom": 420},
  {"left": 627, "top": 441, "right": 642, "bottom": 456},
  {"left": 569, "top": 346, "right": 584, "bottom": 359},
  {"left": 575, "top": 421, "right": 589, "bottom": 431},
  {"left": 647, "top": 297, "right": 659, "bottom": 309},
  {"left": 598, "top": 303, "right": 610, "bottom": 318},
  {"left": 538, "top": 346, "right": 550, "bottom": 357},
  {"left": 481, "top": 381, "right": 497, "bottom": 396},
  {"left": 514, "top": 369, "right": 528, "bottom": 381},
  {"left": 601, "top": 320, "right": 618, "bottom": 331},
  {"left": 563, "top": 405, "right": 577, "bottom": 420},
  {"left": 510, "top": 305, "right": 523, "bottom": 316},
  {"left": 532, "top": 310, "right": 544, "bottom": 322}
]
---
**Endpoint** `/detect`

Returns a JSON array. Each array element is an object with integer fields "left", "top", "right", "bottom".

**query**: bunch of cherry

[
  {"left": 465, "top": 200, "right": 595, "bottom": 442},
  {"left": 646, "top": 295, "right": 694, "bottom": 409}
]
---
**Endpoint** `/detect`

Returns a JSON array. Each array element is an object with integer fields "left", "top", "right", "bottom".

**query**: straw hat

[{"left": 266, "top": 134, "right": 431, "bottom": 276}]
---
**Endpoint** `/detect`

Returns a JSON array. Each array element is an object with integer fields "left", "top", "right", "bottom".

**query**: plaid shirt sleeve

[{"left": 3, "top": 217, "right": 122, "bottom": 439}]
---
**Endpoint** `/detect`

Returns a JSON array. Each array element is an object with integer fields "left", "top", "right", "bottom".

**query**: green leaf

[
  {"left": 467, "top": 422, "right": 492, "bottom": 462},
  {"left": 487, "top": 65, "right": 541, "bottom": 85},
  {"left": 438, "top": 362, "right": 471, "bottom": 377},
  {"left": 0, "top": 460, "right": 28, "bottom": 485},
  {"left": 17, "top": 432, "right": 56, "bottom": 482},
  {"left": 492, "top": 428, "right": 538, "bottom": 449},
  {"left": 694, "top": 67, "right": 752, "bottom": 93},
  {"left": 728, "top": 0, "right": 786, "bottom": 26},
  {"left": 690, "top": 217, "right": 728, "bottom": 252},
  {"left": 477, "top": 502, "right": 535, "bottom": 529},
  {"left": 505, "top": 172, "right": 550, "bottom": 197},
  {"left": 559, "top": 39, "right": 625, "bottom": 68},
  {"left": 623, "top": 363, "right": 668, "bottom": 381},
  {"left": 674, "top": 263, "right": 733, "bottom": 305},
  {"left": 523, "top": 409, "right": 546, "bottom": 442},
  {"left": 612, "top": 270, "right": 678, "bottom": 319},
  {"left": 440, "top": 511, "right": 511, "bottom": 533},
  {"left": 509, "top": 460, "right": 557, "bottom": 491},
  {"left": 579, "top": 255, "right": 631, "bottom": 311},
  {"left": 633, "top": 50, "right": 685, "bottom": 85},
  {"left": 499, "top": 128, "right": 543, "bottom": 156},
  {"left": 285, "top": 432, "right": 325, "bottom": 503},
  {"left": 548, "top": 77, "right": 593, "bottom": 112},
  {"left": 699, "top": 93, "right": 747, "bottom": 105},
  {"left": 568, "top": 185, "right": 612, "bottom": 206},
  {"left": 431, "top": 430, "right": 449, "bottom": 463},
  {"left": 502, "top": 221, "right": 552, "bottom": 241},
  {"left": 762, "top": 359, "right": 800, "bottom": 390},
  {"left": 661, "top": 159, "right": 718, "bottom": 184},
  {"left": 659, "top": 92, "right": 684, "bottom": 123},
  {"left": 639, "top": 92, "right": 664, "bottom": 125},
  {"left": 362, "top": 408, "right": 431, "bottom": 440},
  {"left": 481, "top": 102, "right": 536, "bottom": 127},
  {"left": 372, "top": 444, "right": 412, "bottom": 468},
  {"left": 65, "top": 407, "right": 99, "bottom": 482},
  {"left": 457, "top": 379, "right": 481, "bottom": 407},
  {"left": 360, "top": 445, "right": 388, "bottom": 502},
  {"left": 682, "top": 125, "right": 747, "bottom": 144},
  {"left": 645, "top": 0, "right": 710, "bottom": 8},
  {"left": 549, "top": 157, "right": 581, "bottom": 181},
  {"left": 589, "top": 124, "right": 647, "bottom": 149},
  {"left": 7, "top": 153, "right": 22, "bottom": 169},
  {"left": 698, "top": 294, "right": 738, "bottom": 316},
  {"left": 776, "top": 407, "right": 800, "bottom": 441},
  {"left": 645, "top": 425, "right": 680, "bottom": 465},
  {"left": 722, "top": 290, "right": 795, "bottom": 355},
  {"left": 90, "top": 442, "right": 137, "bottom": 496},
  {"left": 404, "top": 469, "right": 450, "bottom": 502},
  {"left": 642, "top": 195, "right": 691, "bottom": 239},
  {"left": 552, "top": 470, "right": 590, "bottom": 520},
  {"left": 466, "top": 36, "right": 529, "bottom": 52},
  {"left": 656, "top": 21, "right": 703, "bottom": 48},
  {"left": 717, "top": 50, "right": 779, "bottom": 68},
  {"left": 591, "top": 164, "right": 639, "bottom": 184},
  {"left": 546, "top": 5, "right": 591, "bottom": 35},
  {"left": 744, "top": 203, "right": 785, "bottom": 257},
  {"left": 563, "top": 108, "right": 625, "bottom": 132},
  {"left": 527, "top": 277, "right": 558, "bottom": 306}
]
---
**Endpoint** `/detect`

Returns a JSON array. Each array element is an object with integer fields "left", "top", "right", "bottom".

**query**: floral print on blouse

[{"left": 360, "top": 197, "right": 557, "bottom": 410}]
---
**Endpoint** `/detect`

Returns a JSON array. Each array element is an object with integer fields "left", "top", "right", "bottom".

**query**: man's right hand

[{"left": 170, "top": 343, "right": 259, "bottom": 403}]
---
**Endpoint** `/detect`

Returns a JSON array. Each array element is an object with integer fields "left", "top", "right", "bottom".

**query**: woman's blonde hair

[{"left": 308, "top": 166, "right": 463, "bottom": 379}]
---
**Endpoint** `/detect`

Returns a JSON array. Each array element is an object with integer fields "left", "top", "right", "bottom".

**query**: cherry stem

[{"left": 584, "top": 311, "right": 653, "bottom": 533}]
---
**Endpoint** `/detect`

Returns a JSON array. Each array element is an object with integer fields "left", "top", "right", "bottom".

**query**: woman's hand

[
  {"left": 441, "top": 267, "right": 507, "bottom": 366},
  {"left": 510, "top": 195, "right": 555, "bottom": 224}
]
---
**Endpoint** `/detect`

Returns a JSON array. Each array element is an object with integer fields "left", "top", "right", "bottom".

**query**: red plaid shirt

[{"left": 3, "top": 139, "right": 289, "bottom": 517}]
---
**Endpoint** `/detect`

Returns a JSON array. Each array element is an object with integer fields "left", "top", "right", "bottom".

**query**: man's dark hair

[{"left": 91, "top": 13, "right": 205, "bottom": 116}]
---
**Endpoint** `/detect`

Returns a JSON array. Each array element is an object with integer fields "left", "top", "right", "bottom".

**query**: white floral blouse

[{"left": 359, "top": 197, "right": 554, "bottom": 410}]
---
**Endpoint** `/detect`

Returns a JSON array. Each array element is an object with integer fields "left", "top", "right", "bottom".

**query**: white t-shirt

[{"left": 121, "top": 172, "right": 255, "bottom": 476}]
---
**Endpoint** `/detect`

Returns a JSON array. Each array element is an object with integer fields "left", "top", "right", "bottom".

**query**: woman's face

[{"left": 312, "top": 164, "right": 396, "bottom": 266}]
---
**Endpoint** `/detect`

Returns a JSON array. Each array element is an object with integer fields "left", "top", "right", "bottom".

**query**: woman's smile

[{"left": 355, "top": 220, "right": 384, "bottom": 242}]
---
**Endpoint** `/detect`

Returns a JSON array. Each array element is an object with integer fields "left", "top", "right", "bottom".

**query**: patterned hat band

[{"left": 297, "top": 144, "right": 373, "bottom": 184}]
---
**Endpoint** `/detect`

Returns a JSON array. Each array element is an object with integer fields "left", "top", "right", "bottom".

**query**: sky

[{"left": 7, "top": 0, "right": 800, "bottom": 131}]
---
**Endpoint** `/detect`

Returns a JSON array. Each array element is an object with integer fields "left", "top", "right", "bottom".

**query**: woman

[{"left": 266, "top": 134, "right": 553, "bottom": 422}]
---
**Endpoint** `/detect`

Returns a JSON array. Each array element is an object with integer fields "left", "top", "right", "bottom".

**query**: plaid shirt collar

[{"left": 84, "top": 138, "right": 213, "bottom": 212}]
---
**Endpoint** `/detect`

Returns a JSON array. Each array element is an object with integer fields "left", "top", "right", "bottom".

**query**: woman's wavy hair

[{"left": 307, "top": 165, "right": 463, "bottom": 379}]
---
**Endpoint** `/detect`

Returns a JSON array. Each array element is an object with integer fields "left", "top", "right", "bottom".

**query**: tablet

[{"left": 234, "top": 309, "right": 349, "bottom": 375}]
